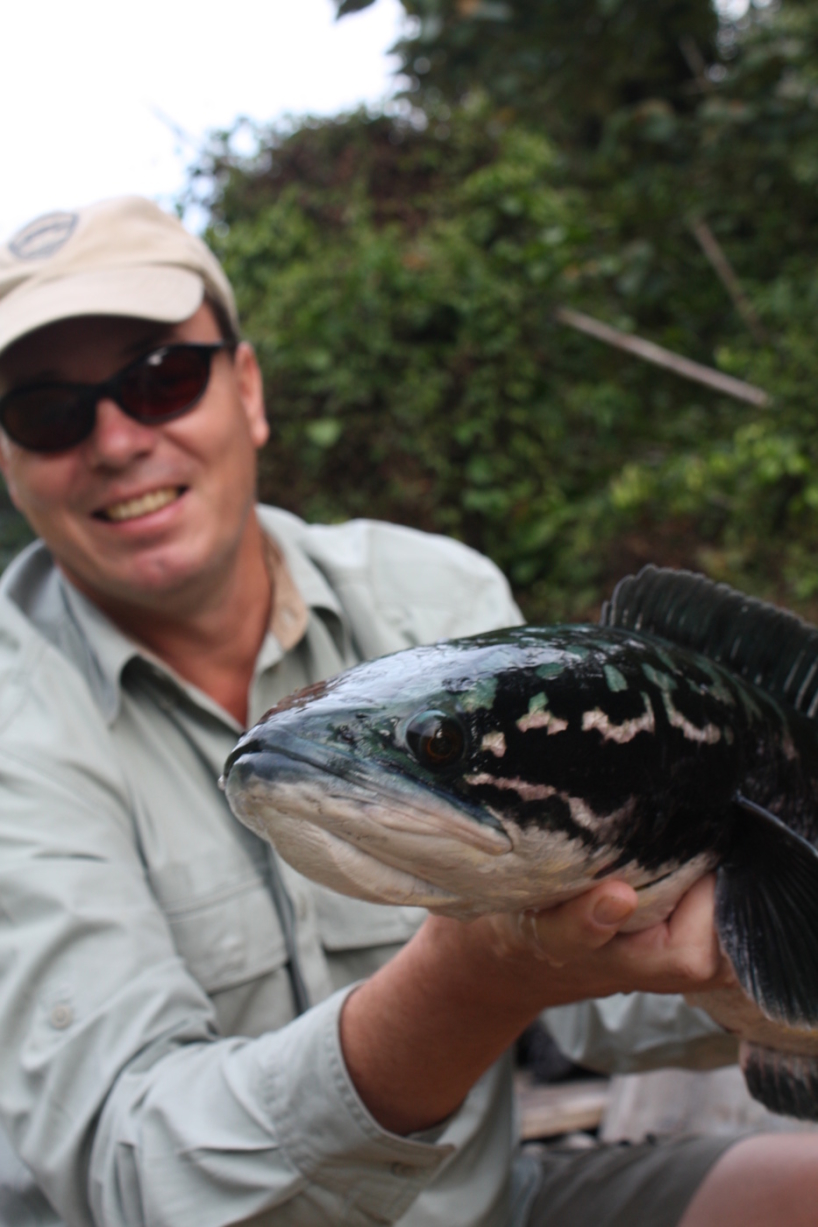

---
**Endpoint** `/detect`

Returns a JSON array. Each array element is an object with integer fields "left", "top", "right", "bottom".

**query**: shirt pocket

[{"left": 147, "top": 850, "right": 287, "bottom": 995}]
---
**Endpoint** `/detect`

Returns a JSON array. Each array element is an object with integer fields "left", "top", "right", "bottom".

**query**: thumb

[{"left": 492, "top": 880, "right": 639, "bottom": 966}]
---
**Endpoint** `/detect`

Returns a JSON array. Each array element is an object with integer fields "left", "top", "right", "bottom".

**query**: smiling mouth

[{"left": 97, "top": 486, "right": 186, "bottom": 522}]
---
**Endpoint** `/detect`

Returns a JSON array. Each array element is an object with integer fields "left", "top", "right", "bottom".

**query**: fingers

[
  {"left": 665, "top": 875, "right": 724, "bottom": 979},
  {"left": 530, "top": 879, "right": 640, "bottom": 965},
  {"left": 608, "top": 874, "right": 729, "bottom": 991},
  {"left": 489, "top": 880, "right": 639, "bottom": 966},
  {"left": 481, "top": 873, "right": 728, "bottom": 1006}
]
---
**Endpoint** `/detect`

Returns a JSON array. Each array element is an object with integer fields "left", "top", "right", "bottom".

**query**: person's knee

[{"left": 679, "top": 1132, "right": 818, "bottom": 1227}]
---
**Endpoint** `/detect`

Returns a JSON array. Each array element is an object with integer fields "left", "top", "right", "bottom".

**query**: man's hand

[
  {"left": 486, "top": 874, "right": 734, "bottom": 1002},
  {"left": 341, "top": 874, "right": 732, "bottom": 1136}
]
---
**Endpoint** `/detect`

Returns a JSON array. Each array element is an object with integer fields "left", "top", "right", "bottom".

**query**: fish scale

[{"left": 223, "top": 566, "right": 818, "bottom": 1123}]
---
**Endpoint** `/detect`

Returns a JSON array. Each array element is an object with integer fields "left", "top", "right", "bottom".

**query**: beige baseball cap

[{"left": 0, "top": 196, "right": 239, "bottom": 358}]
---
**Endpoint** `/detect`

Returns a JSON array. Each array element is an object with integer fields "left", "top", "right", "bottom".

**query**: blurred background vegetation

[
  {"left": 194, "top": 0, "right": 818, "bottom": 621},
  {"left": 11, "top": 0, "right": 818, "bottom": 623}
]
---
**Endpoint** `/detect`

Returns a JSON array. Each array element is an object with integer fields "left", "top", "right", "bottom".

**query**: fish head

[
  {"left": 223, "top": 627, "right": 641, "bottom": 915},
  {"left": 222, "top": 625, "right": 732, "bottom": 916}
]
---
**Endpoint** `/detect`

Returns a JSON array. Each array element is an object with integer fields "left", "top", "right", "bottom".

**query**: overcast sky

[{"left": 0, "top": 0, "right": 404, "bottom": 241}]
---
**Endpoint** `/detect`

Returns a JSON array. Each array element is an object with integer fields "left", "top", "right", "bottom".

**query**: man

[{"left": 0, "top": 196, "right": 813, "bottom": 1227}]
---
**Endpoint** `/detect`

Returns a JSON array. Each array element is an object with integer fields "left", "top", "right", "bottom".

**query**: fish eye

[{"left": 405, "top": 710, "right": 465, "bottom": 771}]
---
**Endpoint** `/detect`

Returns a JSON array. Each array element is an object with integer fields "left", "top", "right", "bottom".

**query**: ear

[
  {"left": 233, "top": 342, "right": 269, "bottom": 449},
  {"left": 0, "top": 435, "right": 22, "bottom": 512}
]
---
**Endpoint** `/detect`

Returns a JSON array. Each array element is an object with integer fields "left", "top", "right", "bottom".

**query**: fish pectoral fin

[{"left": 716, "top": 794, "right": 818, "bottom": 1028}]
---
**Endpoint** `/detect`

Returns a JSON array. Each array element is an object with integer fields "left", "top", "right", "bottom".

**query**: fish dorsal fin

[{"left": 601, "top": 565, "right": 818, "bottom": 718}]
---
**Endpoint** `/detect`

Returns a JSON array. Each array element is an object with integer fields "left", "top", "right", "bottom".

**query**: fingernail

[{"left": 594, "top": 896, "right": 634, "bottom": 926}]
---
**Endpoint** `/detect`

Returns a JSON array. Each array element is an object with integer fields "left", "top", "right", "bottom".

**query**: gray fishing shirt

[
  {"left": 0, "top": 505, "right": 727, "bottom": 1227},
  {"left": 0, "top": 507, "right": 534, "bottom": 1227}
]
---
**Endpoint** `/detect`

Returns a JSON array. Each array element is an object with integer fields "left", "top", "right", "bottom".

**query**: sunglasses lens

[
  {"left": 118, "top": 346, "right": 212, "bottom": 421},
  {"left": 0, "top": 344, "right": 221, "bottom": 452},
  {"left": 0, "top": 387, "right": 94, "bottom": 452}
]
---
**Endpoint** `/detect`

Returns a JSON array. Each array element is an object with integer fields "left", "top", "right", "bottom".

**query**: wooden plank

[
  {"left": 555, "top": 306, "right": 770, "bottom": 407},
  {"left": 601, "top": 1066, "right": 818, "bottom": 1143},
  {"left": 515, "top": 1073, "right": 611, "bottom": 1140}
]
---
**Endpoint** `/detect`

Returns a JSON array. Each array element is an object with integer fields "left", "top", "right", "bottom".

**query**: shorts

[{"left": 525, "top": 1133, "right": 741, "bottom": 1227}]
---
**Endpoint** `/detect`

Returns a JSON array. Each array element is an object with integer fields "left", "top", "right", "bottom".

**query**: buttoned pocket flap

[{"left": 148, "top": 851, "right": 287, "bottom": 994}]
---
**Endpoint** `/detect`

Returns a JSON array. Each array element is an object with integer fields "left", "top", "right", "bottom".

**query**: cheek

[
  {"left": 2, "top": 454, "right": 79, "bottom": 520},
  {"left": 171, "top": 401, "right": 261, "bottom": 491}
]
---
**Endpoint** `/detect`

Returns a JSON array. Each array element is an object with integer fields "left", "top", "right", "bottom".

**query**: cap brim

[{"left": 0, "top": 265, "right": 205, "bottom": 356}]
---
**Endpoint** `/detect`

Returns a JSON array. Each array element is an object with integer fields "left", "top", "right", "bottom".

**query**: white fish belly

[{"left": 230, "top": 772, "right": 714, "bottom": 923}]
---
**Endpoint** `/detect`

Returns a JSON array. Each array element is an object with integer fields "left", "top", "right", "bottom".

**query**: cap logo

[{"left": 8, "top": 211, "right": 78, "bottom": 261}]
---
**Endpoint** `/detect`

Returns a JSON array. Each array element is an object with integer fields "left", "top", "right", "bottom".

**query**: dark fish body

[{"left": 223, "top": 568, "right": 818, "bottom": 1121}]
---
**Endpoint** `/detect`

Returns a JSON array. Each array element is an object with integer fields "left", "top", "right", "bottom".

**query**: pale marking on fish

[
  {"left": 463, "top": 774, "right": 609, "bottom": 835},
  {"left": 642, "top": 664, "right": 673, "bottom": 691},
  {"left": 604, "top": 664, "right": 628, "bottom": 693},
  {"left": 663, "top": 694, "right": 722, "bottom": 744},
  {"left": 565, "top": 794, "right": 608, "bottom": 832},
  {"left": 517, "top": 709, "right": 569, "bottom": 734},
  {"left": 697, "top": 660, "right": 736, "bottom": 707},
  {"left": 461, "top": 676, "right": 498, "bottom": 712},
  {"left": 582, "top": 692, "right": 655, "bottom": 743},
  {"left": 481, "top": 731, "right": 507, "bottom": 757},
  {"left": 536, "top": 661, "right": 566, "bottom": 680},
  {"left": 465, "top": 773, "right": 559, "bottom": 803},
  {"left": 655, "top": 646, "right": 682, "bottom": 675},
  {"left": 642, "top": 664, "right": 722, "bottom": 744},
  {"left": 516, "top": 692, "right": 569, "bottom": 734}
]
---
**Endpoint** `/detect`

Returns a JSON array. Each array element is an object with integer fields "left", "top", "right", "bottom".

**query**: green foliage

[
  {"left": 371, "top": 0, "right": 720, "bottom": 147},
  {"left": 194, "top": 0, "right": 818, "bottom": 621}
]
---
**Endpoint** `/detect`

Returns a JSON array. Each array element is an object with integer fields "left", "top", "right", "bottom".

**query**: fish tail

[{"left": 741, "top": 1042, "right": 818, "bottom": 1121}]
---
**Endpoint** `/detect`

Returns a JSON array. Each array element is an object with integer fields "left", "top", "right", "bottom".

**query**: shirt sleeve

[
  {"left": 0, "top": 731, "right": 458, "bottom": 1227},
  {"left": 541, "top": 995, "right": 739, "bottom": 1076}
]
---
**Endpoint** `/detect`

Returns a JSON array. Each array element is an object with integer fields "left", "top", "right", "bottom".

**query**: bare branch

[
  {"left": 555, "top": 308, "right": 770, "bottom": 407},
  {"left": 690, "top": 219, "right": 770, "bottom": 346}
]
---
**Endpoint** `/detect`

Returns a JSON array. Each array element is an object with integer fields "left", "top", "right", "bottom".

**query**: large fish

[{"left": 222, "top": 567, "right": 818, "bottom": 1120}]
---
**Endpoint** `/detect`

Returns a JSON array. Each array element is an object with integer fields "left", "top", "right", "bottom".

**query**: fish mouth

[
  {"left": 223, "top": 728, "right": 512, "bottom": 857},
  {"left": 223, "top": 727, "right": 523, "bottom": 913},
  {"left": 223, "top": 731, "right": 698, "bottom": 919}
]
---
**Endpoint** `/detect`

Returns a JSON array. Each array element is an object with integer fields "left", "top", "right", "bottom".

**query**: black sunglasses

[{"left": 0, "top": 341, "right": 231, "bottom": 453}]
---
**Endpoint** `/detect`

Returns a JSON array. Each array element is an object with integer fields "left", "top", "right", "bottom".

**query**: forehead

[{"left": 0, "top": 306, "right": 218, "bottom": 392}]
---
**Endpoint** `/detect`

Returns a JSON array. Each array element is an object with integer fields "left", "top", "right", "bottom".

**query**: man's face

[{"left": 0, "top": 303, "right": 269, "bottom": 612}]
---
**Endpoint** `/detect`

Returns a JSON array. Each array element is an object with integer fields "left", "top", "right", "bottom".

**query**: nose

[{"left": 85, "top": 396, "right": 157, "bottom": 467}]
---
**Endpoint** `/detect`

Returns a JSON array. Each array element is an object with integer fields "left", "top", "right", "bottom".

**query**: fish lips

[{"left": 222, "top": 726, "right": 512, "bottom": 857}]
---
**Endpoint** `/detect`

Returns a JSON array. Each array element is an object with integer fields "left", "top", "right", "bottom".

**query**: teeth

[{"left": 103, "top": 487, "right": 181, "bottom": 522}]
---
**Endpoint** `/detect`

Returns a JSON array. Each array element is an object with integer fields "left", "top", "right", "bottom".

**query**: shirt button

[
  {"left": 50, "top": 1003, "right": 74, "bottom": 1030},
  {"left": 390, "top": 1162, "right": 416, "bottom": 1178}
]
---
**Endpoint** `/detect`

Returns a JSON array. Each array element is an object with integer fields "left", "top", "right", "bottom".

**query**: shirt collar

[{"left": 2, "top": 511, "right": 348, "bottom": 728}]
